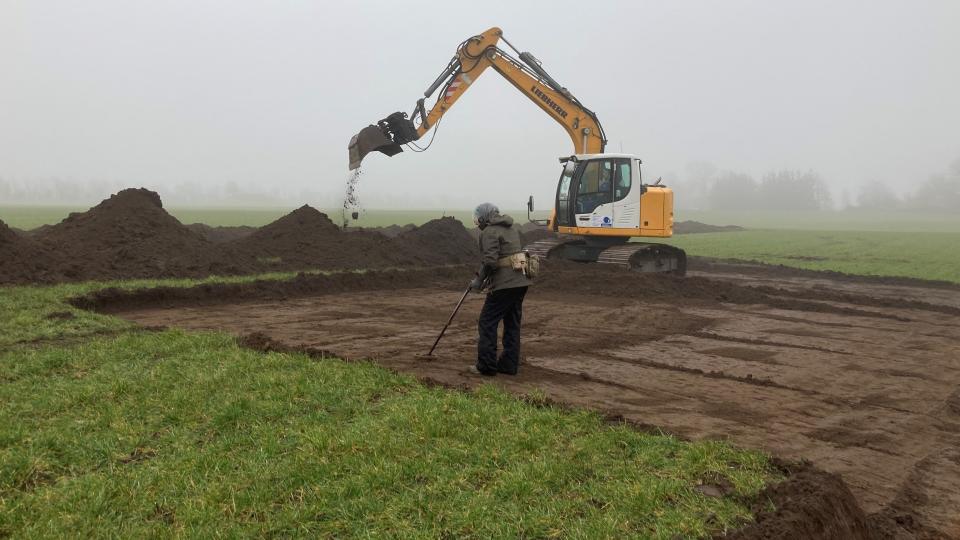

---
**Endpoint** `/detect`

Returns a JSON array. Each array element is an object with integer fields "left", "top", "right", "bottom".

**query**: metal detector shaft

[{"left": 427, "top": 286, "right": 471, "bottom": 356}]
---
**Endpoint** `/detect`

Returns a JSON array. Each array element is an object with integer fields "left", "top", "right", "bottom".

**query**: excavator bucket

[{"left": 348, "top": 125, "right": 403, "bottom": 170}]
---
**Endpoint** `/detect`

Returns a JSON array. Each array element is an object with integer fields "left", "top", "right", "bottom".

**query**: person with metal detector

[{"left": 468, "top": 203, "right": 531, "bottom": 376}]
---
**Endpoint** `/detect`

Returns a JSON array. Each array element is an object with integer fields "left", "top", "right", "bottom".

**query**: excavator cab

[{"left": 522, "top": 154, "right": 686, "bottom": 274}]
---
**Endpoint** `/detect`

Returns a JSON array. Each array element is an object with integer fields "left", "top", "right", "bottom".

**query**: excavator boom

[{"left": 348, "top": 27, "right": 606, "bottom": 169}]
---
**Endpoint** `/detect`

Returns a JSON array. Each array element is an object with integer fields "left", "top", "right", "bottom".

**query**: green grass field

[
  {"left": 668, "top": 229, "right": 960, "bottom": 283},
  {"left": 0, "top": 274, "right": 779, "bottom": 538},
  {"left": 678, "top": 209, "right": 960, "bottom": 233}
]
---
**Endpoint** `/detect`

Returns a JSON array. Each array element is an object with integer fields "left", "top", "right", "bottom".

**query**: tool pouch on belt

[{"left": 498, "top": 251, "right": 540, "bottom": 279}]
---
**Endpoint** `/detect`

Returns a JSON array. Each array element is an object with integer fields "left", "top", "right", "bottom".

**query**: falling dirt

[
  {"left": 77, "top": 259, "right": 960, "bottom": 538},
  {"left": 342, "top": 168, "right": 363, "bottom": 227}
]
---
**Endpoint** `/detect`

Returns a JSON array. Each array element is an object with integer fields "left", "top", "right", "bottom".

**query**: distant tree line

[
  {"left": 707, "top": 169, "right": 833, "bottom": 211},
  {"left": 854, "top": 158, "right": 960, "bottom": 212},
  {"left": 672, "top": 157, "right": 960, "bottom": 213}
]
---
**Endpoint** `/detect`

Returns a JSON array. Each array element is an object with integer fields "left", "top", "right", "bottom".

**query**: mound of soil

[
  {"left": 0, "top": 219, "right": 18, "bottom": 245},
  {"left": 0, "top": 219, "right": 53, "bottom": 283},
  {"left": 391, "top": 217, "right": 478, "bottom": 266},
  {"left": 230, "top": 209, "right": 476, "bottom": 271},
  {"left": 1, "top": 191, "right": 486, "bottom": 285},
  {"left": 186, "top": 223, "right": 256, "bottom": 244},
  {"left": 674, "top": 220, "right": 744, "bottom": 234},
  {"left": 27, "top": 188, "right": 250, "bottom": 281},
  {"left": 230, "top": 205, "right": 401, "bottom": 269},
  {"left": 344, "top": 223, "right": 416, "bottom": 238},
  {"left": 723, "top": 460, "right": 872, "bottom": 540}
]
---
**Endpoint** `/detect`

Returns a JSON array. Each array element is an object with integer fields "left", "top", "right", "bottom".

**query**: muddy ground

[{"left": 81, "top": 261, "right": 960, "bottom": 539}]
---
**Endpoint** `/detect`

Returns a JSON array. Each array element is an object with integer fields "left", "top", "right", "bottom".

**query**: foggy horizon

[{"left": 3, "top": 1, "right": 959, "bottom": 210}]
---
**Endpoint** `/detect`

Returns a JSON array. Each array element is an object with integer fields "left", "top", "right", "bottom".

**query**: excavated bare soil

[{"left": 75, "top": 259, "right": 960, "bottom": 539}]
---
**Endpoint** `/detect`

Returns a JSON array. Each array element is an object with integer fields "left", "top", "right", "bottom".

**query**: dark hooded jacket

[{"left": 478, "top": 214, "right": 532, "bottom": 291}]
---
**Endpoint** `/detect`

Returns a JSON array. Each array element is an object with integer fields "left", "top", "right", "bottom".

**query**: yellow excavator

[{"left": 348, "top": 27, "right": 686, "bottom": 274}]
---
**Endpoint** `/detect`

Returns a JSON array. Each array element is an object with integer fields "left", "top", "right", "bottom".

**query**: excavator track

[{"left": 526, "top": 237, "right": 686, "bottom": 275}]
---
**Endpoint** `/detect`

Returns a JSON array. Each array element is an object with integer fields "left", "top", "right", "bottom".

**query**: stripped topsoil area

[{"left": 73, "top": 261, "right": 960, "bottom": 539}]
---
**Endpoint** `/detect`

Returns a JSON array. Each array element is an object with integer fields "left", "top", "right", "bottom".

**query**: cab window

[
  {"left": 555, "top": 161, "right": 577, "bottom": 226},
  {"left": 614, "top": 160, "right": 631, "bottom": 201},
  {"left": 575, "top": 160, "right": 614, "bottom": 214}
]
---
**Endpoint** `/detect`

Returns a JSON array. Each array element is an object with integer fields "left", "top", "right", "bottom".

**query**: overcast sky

[{"left": 2, "top": 1, "right": 958, "bottom": 208}]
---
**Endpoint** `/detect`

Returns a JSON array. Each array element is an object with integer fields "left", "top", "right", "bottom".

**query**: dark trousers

[{"left": 477, "top": 286, "right": 528, "bottom": 375}]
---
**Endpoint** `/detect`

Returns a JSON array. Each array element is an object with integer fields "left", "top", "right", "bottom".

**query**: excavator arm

[{"left": 348, "top": 27, "right": 607, "bottom": 169}]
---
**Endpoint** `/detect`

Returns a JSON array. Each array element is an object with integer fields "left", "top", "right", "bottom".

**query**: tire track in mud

[{"left": 689, "top": 331, "right": 856, "bottom": 356}]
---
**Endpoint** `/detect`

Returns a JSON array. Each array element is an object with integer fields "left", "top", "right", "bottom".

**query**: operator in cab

[{"left": 469, "top": 203, "right": 532, "bottom": 376}]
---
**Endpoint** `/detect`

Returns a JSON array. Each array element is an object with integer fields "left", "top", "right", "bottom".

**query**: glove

[{"left": 469, "top": 276, "right": 484, "bottom": 292}]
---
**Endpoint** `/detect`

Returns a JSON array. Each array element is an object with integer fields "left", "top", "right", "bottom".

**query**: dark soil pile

[
  {"left": 229, "top": 205, "right": 401, "bottom": 269},
  {"left": 344, "top": 223, "right": 416, "bottom": 238},
  {"left": 28, "top": 188, "right": 251, "bottom": 281},
  {"left": 0, "top": 219, "right": 18, "bottom": 245},
  {"left": 186, "top": 223, "right": 256, "bottom": 244},
  {"left": 0, "top": 219, "right": 52, "bottom": 283},
  {"left": 674, "top": 220, "right": 744, "bottom": 234},
  {"left": 723, "top": 460, "right": 872, "bottom": 540},
  {"left": 391, "top": 217, "right": 478, "bottom": 266},
  {"left": 1, "top": 192, "right": 484, "bottom": 285},
  {"left": 230, "top": 208, "right": 476, "bottom": 270}
]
